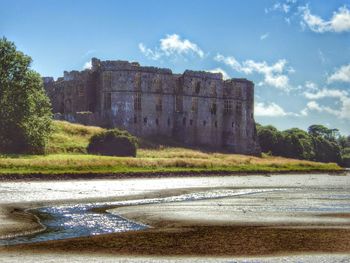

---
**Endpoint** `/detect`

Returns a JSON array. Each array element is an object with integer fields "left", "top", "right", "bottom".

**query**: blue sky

[{"left": 1, "top": 0, "right": 349, "bottom": 134}]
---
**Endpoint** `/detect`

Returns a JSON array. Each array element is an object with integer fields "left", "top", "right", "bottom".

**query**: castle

[{"left": 44, "top": 58, "right": 260, "bottom": 155}]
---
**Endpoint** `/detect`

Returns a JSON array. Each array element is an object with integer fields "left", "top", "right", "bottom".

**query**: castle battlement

[
  {"left": 44, "top": 58, "right": 260, "bottom": 155},
  {"left": 92, "top": 58, "right": 172, "bottom": 75},
  {"left": 183, "top": 70, "right": 222, "bottom": 80}
]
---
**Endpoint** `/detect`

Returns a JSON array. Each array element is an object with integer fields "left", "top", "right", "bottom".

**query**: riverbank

[
  {"left": 0, "top": 151, "right": 342, "bottom": 178},
  {"left": 0, "top": 121, "right": 343, "bottom": 177}
]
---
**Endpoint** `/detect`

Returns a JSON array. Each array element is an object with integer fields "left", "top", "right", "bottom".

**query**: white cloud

[
  {"left": 82, "top": 49, "right": 97, "bottom": 58},
  {"left": 303, "top": 88, "right": 347, "bottom": 100},
  {"left": 304, "top": 81, "right": 319, "bottom": 91},
  {"left": 318, "top": 49, "right": 327, "bottom": 64},
  {"left": 207, "top": 68, "right": 230, "bottom": 80},
  {"left": 160, "top": 34, "right": 204, "bottom": 58},
  {"left": 83, "top": 61, "right": 92, "bottom": 70},
  {"left": 139, "top": 34, "right": 204, "bottom": 60},
  {"left": 300, "top": 5, "right": 350, "bottom": 33},
  {"left": 328, "top": 64, "right": 350, "bottom": 83},
  {"left": 138, "top": 43, "right": 162, "bottom": 60},
  {"left": 214, "top": 54, "right": 291, "bottom": 90},
  {"left": 302, "top": 88, "right": 350, "bottom": 120},
  {"left": 303, "top": 101, "right": 342, "bottom": 116},
  {"left": 260, "top": 33, "right": 269, "bottom": 40},
  {"left": 255, "top": 102, "right": 288, "bottom": 117},
  {"left": 265, "top": 1, "right": 296, "bottom": 14}
]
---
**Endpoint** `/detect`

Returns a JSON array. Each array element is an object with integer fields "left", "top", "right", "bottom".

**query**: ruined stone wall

[
  {"left": 45, "top": 70, "right": 97, "bottom": 116},
  {"left": 44, "top": 58, "right": 260, "bottom": 155}
]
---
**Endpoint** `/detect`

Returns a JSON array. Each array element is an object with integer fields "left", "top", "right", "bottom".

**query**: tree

[
  {"left": 312, "top": 136, "right": 341, "bottom": 163},
  {"left": 308, "top": 124, "right": 339, "bottom": 141},
  {"left": 0, "top": 37, "right": 52, "bottom": 154},
  {"left": 281, "top": 128, "right": 315, "bottom": 160},
  {"left": 256, "top": 125, "right": 280, "bottom": 154}
]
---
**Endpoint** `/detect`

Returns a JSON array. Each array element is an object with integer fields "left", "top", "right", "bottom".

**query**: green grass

[{"left": 0, "top": 121, "right": 343, "bottom": 175}]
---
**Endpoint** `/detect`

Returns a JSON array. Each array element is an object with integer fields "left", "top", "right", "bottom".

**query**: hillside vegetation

[{"left": 0, "top": 121, "right": 342, "bottom": 175}]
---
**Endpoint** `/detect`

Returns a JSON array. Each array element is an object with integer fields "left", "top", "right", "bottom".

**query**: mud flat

[
  {"left": 0, "top": 207, "right": 44, "bottom": 238},
  {"left": 0, "top": 173, "right": 349, "bottom": 260}
]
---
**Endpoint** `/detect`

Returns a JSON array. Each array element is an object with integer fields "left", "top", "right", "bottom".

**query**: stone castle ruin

[{"left": 44, "top": 58, "right": 260, "bottom": 155}]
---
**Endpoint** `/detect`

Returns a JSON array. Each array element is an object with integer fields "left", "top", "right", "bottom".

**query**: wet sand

[
  {"left": 2, "top": 224, "right": 350, "bottom": 256},
  {"left": 0, "top": 252, "right": 349, "bottom": 263},
  {"left": 0, "top": 173, "right": 349, "bottom": 259},
  {"left": 0, "top": 207, "right": 44, "bottom": 238}
]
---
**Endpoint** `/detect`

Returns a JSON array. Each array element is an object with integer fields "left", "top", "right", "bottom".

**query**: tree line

[{"left": 256, "top": 124, "right": 350, "bottom": 167}]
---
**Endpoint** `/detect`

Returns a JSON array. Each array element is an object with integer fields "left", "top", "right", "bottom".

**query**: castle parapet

[
  {"left": 91, "top": 57, "right": 172, "bottom": 74},
  {"left": 64, "top": 70, "right": 82, "bottom": 81},
  {"left": 225, "top": 78, "right": 253, "bottom": 85},
  {"left": 183, "top": 70, "right": 222, "bottom": 80}
]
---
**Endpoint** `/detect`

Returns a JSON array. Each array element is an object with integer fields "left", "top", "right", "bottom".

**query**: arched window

[
  {"left": 224, "top": 100, "right": 233, "bottom": 114},
  {"left": 195, "top": 82, "right": 201, "bottom": 94},
  {"left": 134, "top": 93, "right": 142, "bottom": 111},
  {"left": 134, "top": 73, "right": 141, "bottom": 90},
  {"left": 211, "top": 83, "right": 217, "bottom": 97},
  {"left": 65, "top": 99, "right": 72, "bottom": 113},
  {"left": 156, "top": 96, "right": 162, "bottom": 112},
  {"left": 191, "top": 97, "right": 198, "bottom": 112},
  {"left": 175, "top": 95, "right": 183, "bottom": 112}
]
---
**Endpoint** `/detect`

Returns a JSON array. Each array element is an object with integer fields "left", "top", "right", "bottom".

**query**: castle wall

[{"left": 44, "top": 58, "right": 260, "bottom": 155}]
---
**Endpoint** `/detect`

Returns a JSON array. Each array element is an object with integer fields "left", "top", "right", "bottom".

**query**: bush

[{"left": 87, "top": 129, "right": 138, "bottom": 157}]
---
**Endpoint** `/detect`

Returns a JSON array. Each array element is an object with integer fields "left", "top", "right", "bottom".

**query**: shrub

[{"left": 87, "top": 129, "right": 138, "bottom": 157}]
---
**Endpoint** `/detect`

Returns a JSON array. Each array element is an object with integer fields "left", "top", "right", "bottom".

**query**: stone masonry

[{"left": 44, "top": 58, "right": 260, "bottom": 155}]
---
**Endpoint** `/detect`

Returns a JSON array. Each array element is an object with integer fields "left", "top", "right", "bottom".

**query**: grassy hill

[{"left": 0, "top": 121, "right": 342, "bottom": 176}]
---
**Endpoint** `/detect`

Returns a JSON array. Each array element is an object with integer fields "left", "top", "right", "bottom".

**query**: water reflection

[
  {"left": 0, "top": 189, "right": 275, "bottom": 246},
  {"left": 1, "top": 186, "right": 350, "bottom": 246}
]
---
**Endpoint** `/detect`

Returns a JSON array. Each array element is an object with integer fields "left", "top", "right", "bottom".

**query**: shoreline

[
  {"left": 0, "top": 169, "right": 346, "bottom": 181},
  {"left": 0, "top": 206, "right": 45, "bottom": 239},
  {"left": 1, "top": 173, "right": 349, "bottom": 257}
]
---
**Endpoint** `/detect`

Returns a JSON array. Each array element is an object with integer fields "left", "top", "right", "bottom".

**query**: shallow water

[
  {"left": 0, "top": 174, "right": 349, "bottom": 246},
  {"left": 0, "top": 188, "right": 277, "bottom": 245}
]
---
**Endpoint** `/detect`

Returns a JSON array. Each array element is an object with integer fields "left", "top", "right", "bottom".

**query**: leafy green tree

[
  {"left": 338, "top": 135, "right": 350, "bottom": 149},
  {"left": 257, "top": 123, "right": 344, "bottom": 164},
  {"left": 256, "top": 125, "right": 280, "bottom": 154},
  {"left": 281, "top": 128, "right": 315, "bottom": 160},
  {"left": 312, "top": 136, "right": 341, "bottom": 163},
  {"left": 0, "top": 37, "right": 52, "bottom": 154},
  {"left": 308, "top": 124, "right": 339, "bottom": 141}
]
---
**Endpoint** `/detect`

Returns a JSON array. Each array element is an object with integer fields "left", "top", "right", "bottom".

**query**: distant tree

[
  {"left": 0, "top": 37, "right": 52, "bottom": 154},
  {"left": 308, "top": 124, "right": 339, "bottom": 141},
  {"left": 256, "top": 125, "right": 280, "bottom": 154},
  {"left": 281, "top": 128, "right": 315, "bottom": 160},
  {"left": 257, "top": 123, "right": 346, "bottom": 165},
  {"left": 312, "top": 136, "right": 341, "bottom": 163},
  {"left": 338, "top": 135, "right": 350, "bottom": 149}
]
